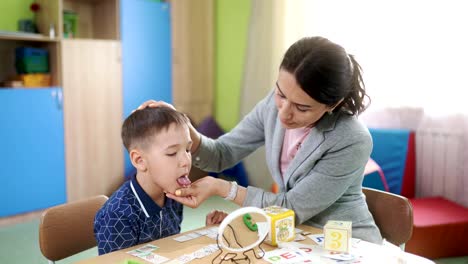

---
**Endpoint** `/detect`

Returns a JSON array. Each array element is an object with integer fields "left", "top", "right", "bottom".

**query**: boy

[{"left": 94, "top": 107, "right": 227, "bottom": 255}]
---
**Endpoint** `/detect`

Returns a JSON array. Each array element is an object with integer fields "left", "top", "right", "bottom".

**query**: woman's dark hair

[
  {"left": 280, "top": 36, "right": 370, "bottom": 115},
  {"left": 121, "top": 107, "right": 189, "bottom": 151}
]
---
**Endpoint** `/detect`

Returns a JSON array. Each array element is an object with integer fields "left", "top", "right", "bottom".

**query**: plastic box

[{"left": 15, "top": 47, "right": 49, "bottom": 74}]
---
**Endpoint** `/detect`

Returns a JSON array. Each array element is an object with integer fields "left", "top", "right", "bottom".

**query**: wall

[
  {"left": 0, "top": 0, "right": 34, "bottom": 31},
  {"left": 214, "top": 0, "right": 250, "bottom": 130}
]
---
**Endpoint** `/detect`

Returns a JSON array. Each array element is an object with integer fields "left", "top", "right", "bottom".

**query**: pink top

[{"left": 280, "top": 127, "right": 312, "bottom": 178}]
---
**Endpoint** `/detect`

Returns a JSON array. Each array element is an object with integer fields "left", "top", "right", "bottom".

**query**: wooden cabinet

[
  {"left": 0, "top": 0, "right": 123, "bottom": 215},
  {"left": 0, "top": 0, "right": 200, "bottom": 215},
  {"left": 120, "top": 0, "right": 172, "bottom": 177},
  {"left": 59, "top": 0, "right": 123, "bottom": 202},
  {"left": 170, "top": 0, "right": 214, "bottom": 125},
  {"left": 0, "top": 87, "right": 66, "bottom": 217},
  {"left": 62, "top": 39, "right": 123, "bottom": 202}
]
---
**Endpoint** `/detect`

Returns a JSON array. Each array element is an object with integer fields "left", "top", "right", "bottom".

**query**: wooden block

[
  {"left": 324, "top": 220, "right": 352, "bottom": 253},
  {"left": 263, "top": 206, "right": 295, "bottom": 246}
]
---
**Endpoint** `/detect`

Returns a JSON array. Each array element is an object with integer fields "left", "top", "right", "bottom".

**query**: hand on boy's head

[
  {"left": 134, "top": 100, "right": 176, "bottom": 113},
  {"left": 205, "top": 210, "right": 228, "bottom": 226}
]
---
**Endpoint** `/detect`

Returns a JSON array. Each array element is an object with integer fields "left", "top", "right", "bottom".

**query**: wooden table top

[{"left": 75, "top": 224, "right": 322, "bottom": 264}]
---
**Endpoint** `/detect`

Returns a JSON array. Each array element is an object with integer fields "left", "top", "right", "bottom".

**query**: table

[{"left": 76, "top": 224, "right": 434, "bottom": 264}]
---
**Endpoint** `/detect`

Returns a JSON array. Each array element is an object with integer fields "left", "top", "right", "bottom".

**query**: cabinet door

[
  {"left": 0, "top": 88, "right": 66, "bottom": 217},
  {"left": 121, "top": 0, "right": 172, "bottom": 177},
  {"left": 62, "top": 40, "right": 124, "bottom": 202}
]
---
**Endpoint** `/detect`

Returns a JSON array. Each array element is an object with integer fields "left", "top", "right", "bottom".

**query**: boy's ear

[{"left": 130, "top": 149, "right": 147, "bottom": 172}]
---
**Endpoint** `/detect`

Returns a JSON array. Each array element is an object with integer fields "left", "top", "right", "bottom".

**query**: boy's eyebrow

[{"left": 275, "top": 82, "right": 312, "bottom": 109}]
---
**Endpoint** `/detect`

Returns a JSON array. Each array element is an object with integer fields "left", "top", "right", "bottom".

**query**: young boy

[{"left": 94, "top": 107, "right": 227, "bottom": 255}]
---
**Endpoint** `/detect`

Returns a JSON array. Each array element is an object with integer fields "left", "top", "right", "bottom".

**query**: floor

[{"left": 0, "top": 197, "right": 466, "bottom": 264}]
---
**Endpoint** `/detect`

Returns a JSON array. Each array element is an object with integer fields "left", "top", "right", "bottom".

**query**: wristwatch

[{"left": 224, "top": 181, "right": 238, "bottom": 201}]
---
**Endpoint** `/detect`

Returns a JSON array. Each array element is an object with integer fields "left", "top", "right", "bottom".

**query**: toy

[
  {"left": 263, "top": 206, "right": 295, "bottom": 246},
  {"left": 324, "top": 220, "right": 352, "bottom": 253}
]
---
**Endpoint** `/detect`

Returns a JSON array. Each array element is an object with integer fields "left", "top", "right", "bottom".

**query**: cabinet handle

[{"left": 51, "top": 88, "right": 63, "bottom": 110}]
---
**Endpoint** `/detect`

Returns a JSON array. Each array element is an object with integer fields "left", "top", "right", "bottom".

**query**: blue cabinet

[
  {"left": 121, "top": 0, "right": 172, "bottom": 177},
  {"left": 0, "top": 87, "right": 66, "bottom": 217}
]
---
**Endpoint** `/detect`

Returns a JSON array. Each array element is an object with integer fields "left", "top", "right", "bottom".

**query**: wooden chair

[
  {"left": 362, "top": 187, "right": 413, "bottom": 248},
  {"left": 39, "top": 195, "right": 108, "bottom": 263}
]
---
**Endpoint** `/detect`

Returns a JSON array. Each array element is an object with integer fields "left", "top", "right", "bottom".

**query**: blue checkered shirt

[{"left": 94, "top": 175, "right": 183, "bottom": 255}]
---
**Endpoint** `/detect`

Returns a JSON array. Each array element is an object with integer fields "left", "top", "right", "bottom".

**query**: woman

[{"left": 140, "top": 36, "right": 382, "bottom": 243}]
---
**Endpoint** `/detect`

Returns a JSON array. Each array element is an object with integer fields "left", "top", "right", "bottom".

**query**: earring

[{"left": 327, "top": 110, "right": 333, "bottom": 115}]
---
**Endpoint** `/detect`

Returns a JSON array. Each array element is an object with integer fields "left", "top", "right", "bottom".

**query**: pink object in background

[{"left": 364, "top": 158, "right": 390, "bottom": 192}]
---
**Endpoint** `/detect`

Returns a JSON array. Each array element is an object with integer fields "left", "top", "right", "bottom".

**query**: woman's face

[{"left": 274, "top": 70, "right": 331, "bottom": 129}]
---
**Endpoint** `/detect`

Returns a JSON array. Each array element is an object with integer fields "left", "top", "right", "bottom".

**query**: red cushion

[
  {"left": 406, "top": 197, "right": 468, "bottom": 259},
  {"left": 410, "top": 197, "right": 468, "bottom": 226}
]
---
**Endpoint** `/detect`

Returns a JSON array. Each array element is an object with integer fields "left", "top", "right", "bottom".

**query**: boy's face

[{"left": 142, "top": 122, "right": 192, "bottom": 194}]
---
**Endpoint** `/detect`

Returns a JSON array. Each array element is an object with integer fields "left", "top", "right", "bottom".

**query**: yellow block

[
  {"left": 17, "top": 74, "right": 51, "bottom": 88},
  {"left": 324, "top": 220, "right": 352, "bottom": 253},
  {"left": 263, "top": 206, "right": 295, "bottom": 246}
]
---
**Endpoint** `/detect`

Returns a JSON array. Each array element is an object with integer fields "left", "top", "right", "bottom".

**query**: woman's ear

[{"left": 130, "top": 149, "right": 147, "bottom": 172}]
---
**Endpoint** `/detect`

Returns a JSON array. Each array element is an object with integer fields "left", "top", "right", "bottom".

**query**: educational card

[
  {"left": 173, "top": 232, "right": 202, "bottom": 242},
  {"left": 195, "top": 226, "right": 218, "bottom": 240},
  {"left": 263, "top": 248, "right": 314, "bottom": 263},
  {"left": 308, "top": 234, "right": 325, "bottom": 246},
  {"left": 126, "top": 244, "right": 159, "bottom": 255},
  {"left": 176, "top": 244, "right": 219, "bottom": 263},
  {"left": 126, "top": 250, "right": 169, "bottom": 264},
  {"left": 137, "top": 244, "right": 159, "bottom": 252}
]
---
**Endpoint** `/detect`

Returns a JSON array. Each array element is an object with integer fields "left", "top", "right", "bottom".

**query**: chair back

[
  {"left": 39, "top": 195, "right": 108, "bottom": 262},
  {"left": 362, "top": 187, "right": 413, "bottom": 246}
]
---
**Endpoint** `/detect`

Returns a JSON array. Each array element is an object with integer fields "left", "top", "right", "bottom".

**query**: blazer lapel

[{"left": 271, "top": 119, "right": 286, "bottom": 189}]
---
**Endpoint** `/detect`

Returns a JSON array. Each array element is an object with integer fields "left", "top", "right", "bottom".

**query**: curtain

[
  {"left": 241, "top": 0, "right": 468, "bottom": 205},
  {"left": 286, "top": 0, "right": 468, "bottom": 205},
  {"left": 239, "top": 0, "right": 288, "bottom": 190}
]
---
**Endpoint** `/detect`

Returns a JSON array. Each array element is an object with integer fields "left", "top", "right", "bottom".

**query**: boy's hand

[{"left": 205, "top": 210, "right": 228, "bottom": 226}]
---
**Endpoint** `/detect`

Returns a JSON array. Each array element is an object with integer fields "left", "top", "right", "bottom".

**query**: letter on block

[
  {"left": 324, "top": 220, "right": 352, "bottom": 253},
  {"left": 263, "top": 206, "right": 295, "bottom": 246}
]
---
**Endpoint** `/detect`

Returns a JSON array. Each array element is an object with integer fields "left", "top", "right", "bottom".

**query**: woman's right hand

[
  {"left": 134, "top": 100, "right": 176, "bottom": 112},
  {"left": 135, "top": 99, "right": 201, "bottom": 152},
  {"left": 166, "top": 176, "right": 230, "bottom": 208}
]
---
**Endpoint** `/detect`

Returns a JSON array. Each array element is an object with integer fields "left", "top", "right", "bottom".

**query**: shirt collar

[{"left": 130, "top": 174, "right": 173, "bottom": 217}]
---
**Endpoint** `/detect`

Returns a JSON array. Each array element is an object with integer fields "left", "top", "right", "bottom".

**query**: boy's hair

[{"left": 121, "top": 107, "right": 190, "bottom": 151}]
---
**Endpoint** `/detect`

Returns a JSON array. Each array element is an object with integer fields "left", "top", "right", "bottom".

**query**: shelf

[
  {"left": 0, "top": 31, "right": 59, "bottom": 42},
  {"left": 0, "top": 86, "right": 60, "bottom": 90},
  {"left": 63, "top": 0, "right": 119, "bottom": 40}
]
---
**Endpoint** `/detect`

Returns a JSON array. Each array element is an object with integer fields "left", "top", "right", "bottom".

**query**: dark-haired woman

[{"left": 141, "top": 36, "right": 382, "bottom": 243}]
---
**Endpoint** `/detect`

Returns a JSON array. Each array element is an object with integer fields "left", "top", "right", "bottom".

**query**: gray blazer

[{"left": 192, "top": 91, "right": 382, "bottom": 243}]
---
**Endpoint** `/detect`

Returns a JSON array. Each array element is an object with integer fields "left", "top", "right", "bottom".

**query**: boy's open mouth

[{"left": 177, "top": 175, "right": 191, "bottom": 188}]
